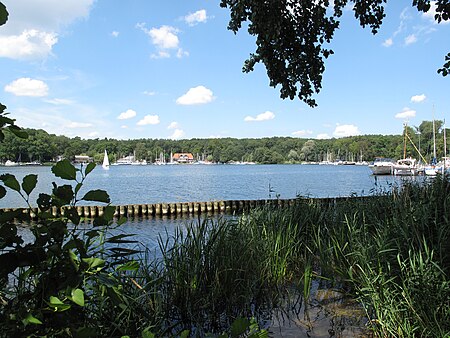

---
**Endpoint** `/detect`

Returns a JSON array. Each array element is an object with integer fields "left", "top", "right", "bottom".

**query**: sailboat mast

[
  {"left": 444, "top": 119, "right": 447, "bottom": 170},
  {"left": 403, "top": 123, "right": 407, "bottom": 159},
  {"left": 432, "top": 118, "right": 437, "bottom": 161}
]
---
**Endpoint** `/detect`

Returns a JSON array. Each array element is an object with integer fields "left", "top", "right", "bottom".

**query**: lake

[
  {"left": 0, "top": 163, "right": 411, "bottom": 208},
  {"left": 2, "top": 163, "right": 414, "bottom": 337}
]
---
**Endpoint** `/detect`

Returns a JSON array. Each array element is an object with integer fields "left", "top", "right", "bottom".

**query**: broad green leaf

[
  {"left": 22, "top": 174, "right": 38, "bottom": 196},
  {"left": 8, "top": 125, "right": 28, "bottom": 139},
  {"left": 180, "top": 330, "right": 190, "bottom": 338},
  {"left": 0, "top": 174, "right": 20, "bottom": 192},
  {"left": 52, "top": 184, "right": 74, "bottom": 205},
  {"left": 141, "top": 328, "right": 155, "bottom": 338},
  {"left": 49, "top": 296, "right": 64, "bottom": 305},
  {"left": 71, "top": 288, "right": 85, "bottom": 306},
  {"left": 230, "top": 317, "right": 250, "bottom": 338},
  {"left": 82, "top": 257, "right": 105, "bottom": 270},
  {"left": 103, "top": 205, "right": 116, "bottom": 221},
  {"left": 0, "top": 185, "right": 6, "bottom": 199},
  {"left": 23, "top": 313, "right": 42, "bottom": 325},
  {"left": 85, "top": 162, "right": 96, "bottom": 176},
  {"left": 116, "top": 260, "right": 140, "bottom": 272},
  {"left": 48, "top": 296, "right": 71, "bottom": 312},
  {"left": 74, "top": 182, "right": 82, "bottom": 195},
  {"left": 82, "top": 189, "right": 110, "bottom": 203},
  {"left": 52, "top": 159, "right": 77, "bottom": 180}
]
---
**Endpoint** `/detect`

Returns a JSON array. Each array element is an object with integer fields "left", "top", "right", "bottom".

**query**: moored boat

[
  {"left": 368, "top": 157, "right": 395, "bottom": 175},
  {"left": 394, "top": 158, "right": 420, "bottom": 176}
]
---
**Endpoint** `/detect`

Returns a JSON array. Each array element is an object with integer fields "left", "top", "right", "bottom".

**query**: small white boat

[
  {"left": 102, "top": 149, "right": 110, "bottom": 170},
  {"left": 394, "top": 158, "right": 419, "bottom": 176},
  {"left": 368, "top": 157, "right": 395, "bottom": 175},
  {"left": 4, "top": 160, "right": 18, "bottom": 166}
]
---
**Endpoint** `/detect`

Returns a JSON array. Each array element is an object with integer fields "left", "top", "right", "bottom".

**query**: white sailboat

[{"left": 102, "top": 149, "right": 110, "bottom": 170}]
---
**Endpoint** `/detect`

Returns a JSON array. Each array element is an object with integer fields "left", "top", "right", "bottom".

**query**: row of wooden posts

[
  {"left": 1, "top": 198, "right": 315, "bottom": 220},
  {"left": 1, "top": 197, "right": 370, "bottom": 220}
]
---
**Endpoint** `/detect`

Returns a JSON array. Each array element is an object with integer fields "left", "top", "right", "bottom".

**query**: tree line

[{"left": 0, "top": 121, "right": 447, "bottom": 165}]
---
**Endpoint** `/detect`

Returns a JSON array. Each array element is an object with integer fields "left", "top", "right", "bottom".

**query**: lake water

[
  {"left": 0, "top": 163, "right": 410, "bottom": 208},
  {"left": 4, "top": 163, "right": 402, "bottom": 337}
]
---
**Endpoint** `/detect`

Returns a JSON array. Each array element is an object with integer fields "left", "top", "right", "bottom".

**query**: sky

[{"left": 0, "top": 1, "right": 449, "bottom": 141}]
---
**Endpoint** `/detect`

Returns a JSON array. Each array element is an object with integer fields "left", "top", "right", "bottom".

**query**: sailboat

[{"left": 102, "top": 149, "right": 110, "bottom": 170}]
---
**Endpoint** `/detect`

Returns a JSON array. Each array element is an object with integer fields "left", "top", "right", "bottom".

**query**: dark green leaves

[
  {"left": 22, "top": 174, "right": 38, "bottom": 196},
  {"left": 82, "top": 190, "right": 110, "bottom": 204},
  {"left": 0, "top": 2, "right": 8, "bottom": 26},
  {"left": 8, "top": 125, "right": 28, "bottom": 139},
  {"left": 52, "top": 159, "right": 77, "bottom": 181},
  {"left": 0, "top": 174, "right": 20, "bottom": 192},
  {"left": 438, "top": 52, "right": 450, "bottom": 77},
  {"left": 85, "top": 162, "right": 96, "bottom": 176}
]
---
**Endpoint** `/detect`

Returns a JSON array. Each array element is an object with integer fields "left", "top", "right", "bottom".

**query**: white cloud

[
  {"left": 395, "top": 107, "right": 416, "bottom": 119},
  {"left": 67, "top": 121, "right": 93, "bottom": 128},
  {"left": 405, "top": 34, "right": 417, "bottom": 45},
  {"left": 149, "top": 25, "right": 179, "bottom": 49},
  {"left": 0, "top": 0, "right": 94, "bottom": 60},
  {"left": 88, "top": 131, "right": 99, "bottom": 138},
  {"left": 244, "top": 111, "right": 275, "bottom": 122},
  {"left": 411, "top": 94, "right": 426, "bottom": 103},
  {"left": 121, "top": 125, "right": 128, "bottom": 129},
  {"left": 382, "top": 38, "right": 393, "bottom": 47},
  {"left": 4, "top": 77, "right": 49, "bottom": 97},
  {"left": 168, "top": 121, "right": 180, "bottom": 129},
  {"left": 137, "top": 114, "right": 160, "bottom": 126},
  {"left": 292, "top": 130, "right": 313, "bottom": 137},
  {"left": 184, "top": 9, "right": 208, "bottom": 26},
  {"left": 176, "top": 48, "right": 189, "bottom": 58},
  {"left": 0, "top": 30, "right": 58, "bottom": 60},
  {"left": 143, "top": 90, "right": 156, "bottom": 96},
  {"left": 169, "top": 129, "right": 185, "bottom": 139},
  {"left": 176, "top": 86, "right": 214, "bottom": 105},
  {"left": 111, "top": 31, "right": 119, "bottom": 37},
  {"left": 117, "top": 109, "right": 137, "bottom": 120},
  {"left": 333, "top": 124, "right": 361, "bottom": 137},
  {"left": 44, "top": 98, "right": 74, "bottom": 105},
  {"left": 137, "top": 23, "right": 188, "bottom": 59},
  {"left": 151, "top": 51, "right": 170, "bottom": 59},
  {"left": 316, "top": 133, "right": 331, "bottom": 140}
]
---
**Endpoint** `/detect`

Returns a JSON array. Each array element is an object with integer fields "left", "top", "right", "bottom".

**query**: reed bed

[
  {"left": 136, "top": 174, "right": 450, "bottom": 337},
  {"left": 3, "top": 174, "right": 449, "bottom": 337}
]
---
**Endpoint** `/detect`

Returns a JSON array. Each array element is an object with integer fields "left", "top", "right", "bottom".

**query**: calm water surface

[
  {"left": 5, "top": 164, "right": 392, "bottom": 337},
  {"left": 0, "top": 164, "right": 408, "bottom": 208}
]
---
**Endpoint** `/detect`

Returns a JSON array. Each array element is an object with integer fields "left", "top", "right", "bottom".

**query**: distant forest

[{"left": 0, "top": 121, "right": 448, "bottom": 165}]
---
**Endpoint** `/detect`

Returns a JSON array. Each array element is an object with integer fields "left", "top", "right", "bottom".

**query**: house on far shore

[
  {"left": 74, "top": 155, "right": 93, "bottom": 163},
  {"left": 172, "top": 153, "right": 194, "bottom": 164}
]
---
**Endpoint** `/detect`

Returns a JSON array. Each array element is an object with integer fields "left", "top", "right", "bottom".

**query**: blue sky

[{"left": 0, "top": 1, "right": 449, "bottom": 141}]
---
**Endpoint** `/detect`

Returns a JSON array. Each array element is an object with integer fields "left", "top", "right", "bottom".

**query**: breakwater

[{"left": 0, "top": 196, "right": 374, "bottom": 220}]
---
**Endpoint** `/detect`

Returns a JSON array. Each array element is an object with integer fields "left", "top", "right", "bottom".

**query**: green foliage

[
  {"left": 0, "top": 104, "right": 27, "bottom": 143},
  {"left": 0, "top": 2, "right": 7, "bottom": 27},
  {"left": 0, "top": 156, "right": 145, "bottom": 337},
  {"left": 2, "top": 119, "right": 449, "bottom": 165},
  {"left": 220, "top": 1, "right": 449, "bottom": 106}
]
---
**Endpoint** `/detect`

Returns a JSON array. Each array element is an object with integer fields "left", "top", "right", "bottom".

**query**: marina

[{"left": 0, "top": 163, "right": 419, "bottom": 209}]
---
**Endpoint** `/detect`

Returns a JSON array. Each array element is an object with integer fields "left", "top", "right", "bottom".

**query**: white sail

[{"left": 102, "top": 149, "right": 110, "bottom": 169}]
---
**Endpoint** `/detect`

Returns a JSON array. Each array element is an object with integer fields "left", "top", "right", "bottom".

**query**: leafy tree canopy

[
  {"left": 220, "top": 0, "right": 450, "bottom": 107},
  {"left": 0, "top": 1, "right": 7, "bottom": 26}
]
